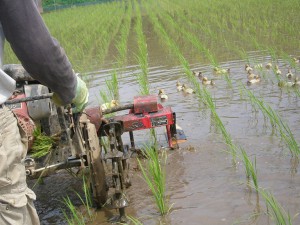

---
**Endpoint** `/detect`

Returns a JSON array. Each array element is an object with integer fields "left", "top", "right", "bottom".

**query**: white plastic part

[{"left": 0, "top": 69, "right": 16, "bottom": 104}]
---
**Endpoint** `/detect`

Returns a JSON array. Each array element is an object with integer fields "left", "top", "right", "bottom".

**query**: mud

[{"left": 27, "top": 16, "right": 300, "bottom": 225}]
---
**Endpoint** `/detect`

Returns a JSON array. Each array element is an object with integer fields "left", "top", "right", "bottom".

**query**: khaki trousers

[{"left": 0, "top": 106, "right": 40, "bottom": 225}]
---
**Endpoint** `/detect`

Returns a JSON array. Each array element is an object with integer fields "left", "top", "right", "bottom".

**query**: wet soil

[{"left": 29, "top": 52, "right": 300, "bottom": 225}]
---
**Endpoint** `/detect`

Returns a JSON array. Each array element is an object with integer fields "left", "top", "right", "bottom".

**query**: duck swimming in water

[
  {"left": 202, "top": 76, "right": 215, "bottom": 85},
  {"left": 158, "top": 89, "right": 168, "bottom": 100},
  {"left": 245, "top": 64, "right": 253, "bottom": 73},
  {"left": 265, "top": 62, "right": 272, "bottom": 69},
  {"left": 278, "top": 80, "right": 295, "bottom": 88},
  {"left": 274, "top": 65, "right": 282, "bottom": 75},
  {"left": 247, "top": 71, "right": 260, "bottom": 80},
  {"left": 213, "top": 67, "right": 230, "bottom": 75},
  {"left": 193, "top": 71, "right": 203, "bottom": 80},
  {"left": 182, "top": 84, "right": 195, "bottom": 94},
  {"left": 286, "top": 69, "right": 294, "bottom": 79},
  {"left": 247, "top": 76, "right": 261, "bottom": 85},
  {"left": 254, "top": 63, "right": 263, "bottom": 69},
  {"left": 176, "top": 81, "right": 183, "bottom": 91}
]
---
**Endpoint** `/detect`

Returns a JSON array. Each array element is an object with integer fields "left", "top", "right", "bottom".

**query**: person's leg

[{"left": 0, "top": 107, "right": 40, "bottom": 225}]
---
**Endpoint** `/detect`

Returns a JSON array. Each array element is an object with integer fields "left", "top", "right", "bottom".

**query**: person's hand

[
  {"left": 52, "top": 75, "right": 89, "bottom": 112},
  {"left": 72, "top": 75, "right": 89, "bottom": 113}
]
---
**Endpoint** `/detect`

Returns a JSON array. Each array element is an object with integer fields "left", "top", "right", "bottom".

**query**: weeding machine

[{"left": 3, "top": 64, "right": 182, "bottom": 221}]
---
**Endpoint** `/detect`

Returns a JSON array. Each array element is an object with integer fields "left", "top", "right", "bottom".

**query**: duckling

[
  {"left": 293, "top": 57, "right": 300, "bottom": 63},
  {"left": 245, "top": 64, "right": 253, "bottom": 73},
  {"left": 265, "top": 62, "right": 272, "bottom": 69},
  {"left": 176, "top": 81, "right": 183, "bottom": 91},
  {"left": 247, "top": 71, "right": 260, "bottom": 80},
  {"left": 182, "top": 84, "right": 195, "bottom": 94},
  {"left": 254, "top": 63, "right": 263, "bottom": 69},
  {"left": 278, "top": 80, "right": 294, "bottom": 88},
  {"left": 286, "top": 69, "right": 294, "bottom": 79},
  {"left": 193, "top": 71, "right": 203, "bottom": 80},
  {"left": 247, "top": 76, "right": 261, "bottom": 85},
  {"left": 202, "top": 76, "right": 215, "bottom": 85},
  {"left": 101, "top": 99, "right": 119, "bottom": 111},
  {"left": 294, "top": 77, "right": 300, "bottom": 86},
  {"left": 214, "top": 67, "right": 230, "bottom": 74},
  {"left": 158, "top": 89, "right": 168, "bottom": 100},
  {"left": 274, "top": 65, "right": 281, "bottom": 75}
]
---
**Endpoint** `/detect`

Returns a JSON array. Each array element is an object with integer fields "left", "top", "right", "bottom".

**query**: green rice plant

[
  {"left": 257, "top": 188, "right": 292, "bottom": 225},
  {"left": 134, "top": 0, "right": 150, "bottom": 96},
  {"left": 238, "top": 148, "right": 258, "bottom": 189},
  {"left": 126, "top": 215, "right": 144, "bottom": 225},
  {"left": 31, "top": 128, "right": 55, "bottom": 158},
  {"left": 244, "top": 87, "right": 300, "bottom": 157},
  {"left": 137, "top": 144, "right": 170, "bottom": 215},
  {"left": 105, "top": 70, "right": 119, "bottom": 100},
  {"left": 62, "top": 196, "right": 85, "bottom": 225},
  {"left": 62, "top": 176, "right": 94, "bottom": 224}
]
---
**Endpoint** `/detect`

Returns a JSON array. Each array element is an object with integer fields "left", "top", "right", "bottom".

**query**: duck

[
  {"left": 182, "top": 84, "right": 195, "bottom": 94},
  {"left": 247, "top": 76, "right": 261, "bottom": 85},
  {"left": 294, "top": 77, "right": 300, "bottom": 86},
  {"left": 293, "top": 57, "right": 300, "bottom": 63},
  {"left": 202, "top": 76, "right": 215, "bottom": 85},
  {"left": 274, "top": 65, "right": 281, "bottom": 75},
  {"left": 101, "top": 99, "right": 119, "bottom": 111},
  {"left": 213, "top": 67, "right": 230, "bottom": 75},
  {"left": 247, "top": 71, "right": 260, "bottom": 80},
  {"left": 193, "top": 71, "right": 203, "bottom": 80},
  {"left": 286, "top": 69, "right": 294, "bottom": 79},
  {"left": 254, "top": 63, "right": 263, "bottom": 69},
  {"left": 158, "top": 89, "right": 168, "bottom": 100},
  {"left": 245, "top": 64, "right": 253, "bottom": 73},
  {"left": 265, "top": 62, "right": 272, "bottom": 69},
  {"left": 278, "top": 80, "right": 295, "bottom": 88},
  {"left": 176, "top": 81, "right": 183, "bottom": 91}
]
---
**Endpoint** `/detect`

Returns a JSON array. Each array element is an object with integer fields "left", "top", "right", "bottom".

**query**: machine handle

[{"left": 102, "top": 103, "right": 134, "bottom": 115}]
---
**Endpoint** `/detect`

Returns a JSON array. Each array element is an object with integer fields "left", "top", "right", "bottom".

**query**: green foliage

[
  {"left": 31, "top": 128, "right": 55, "bottom": 158},
  {"left": 137, "top": 144, "right": 170, "bottom": 215}
]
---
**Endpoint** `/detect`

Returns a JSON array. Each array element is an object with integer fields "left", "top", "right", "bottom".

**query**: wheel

[{"left": 84, "top": 122, "right": 108, "bottom": 207}]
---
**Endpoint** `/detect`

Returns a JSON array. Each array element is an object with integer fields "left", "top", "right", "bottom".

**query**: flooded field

[{"left": 14, "top": 0, "right": 300, "bottom": 224}]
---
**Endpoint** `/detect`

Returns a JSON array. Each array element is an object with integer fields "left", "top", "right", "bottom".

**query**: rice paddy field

[{"left": 5, "top": 0, "right": 300, "bottom": 224}]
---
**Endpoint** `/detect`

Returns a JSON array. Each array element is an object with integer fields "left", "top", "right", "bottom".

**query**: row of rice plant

[
  {"left": 133, "top": 0, "right": 150, "bottom": 96},
  {"left": 101, "top": 0, "right": 133, "bottom": 102},
  {"left": 4, "top": 1, "right": 126, "bottom": 73},
  {"left": 62, "top": 177, "right": 94, "bottom": 225},
  {"left": 143, "top": 3, "right": 297, "bottom": 224},
  {"left": 244, "top": 87, "right": 300, "bottom": 157},
  {"left": 161, "top": 0, "right": 299, "bottom": 72}
]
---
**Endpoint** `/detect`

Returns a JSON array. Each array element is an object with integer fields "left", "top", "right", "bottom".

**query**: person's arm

[{"left": 0, "top": 0, "right": 76, "bottom": 105}]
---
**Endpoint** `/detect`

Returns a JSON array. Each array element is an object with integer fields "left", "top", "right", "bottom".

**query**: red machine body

[
  {"left": 8, "top": 93, "right": 36, "bottom": 148},
  {"left": 113, "top": 95, "right": 176, "bottom": 148}
]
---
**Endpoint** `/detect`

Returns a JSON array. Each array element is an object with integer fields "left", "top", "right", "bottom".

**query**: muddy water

[{"left": 29, "top": 26, "right": 300, "bottom": 225}]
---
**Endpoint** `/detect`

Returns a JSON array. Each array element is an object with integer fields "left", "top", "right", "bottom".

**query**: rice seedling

[
  {"left": 134, "top": 0, "right": 150, "bottom": 96},
  {"left": 62, "top": 176, "right": 94, "bottom": 224},
  {"left": 137, "top": 144, "right": 170, "bottom": 215},
  {"left": 31, "top": 127, "right": 56, "bottom": 158},
  {"left": 126, "top": 215, "right": 144, "bottom": 225},
  {"left": 238, "top": 148, "right": 258, "bottom": 189},
  {"left": 244, "top": 86, "right": 300, "bottom": 157},
  {"left": 62, "top": 196, "right": 86, "bottom": 225},
  {"left": 257, "top": 188, "right": 292, "bottom": 225}
]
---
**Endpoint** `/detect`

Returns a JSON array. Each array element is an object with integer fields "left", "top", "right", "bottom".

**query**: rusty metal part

[
  {"left": 80, "top": 113, "right": 107, "bottom": 206},
  {"left": 5, "top": 93, "right": 53, "bottom": 105},
  {"left": 25, "top": 157, "right": 82, "bottom": 177}
]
